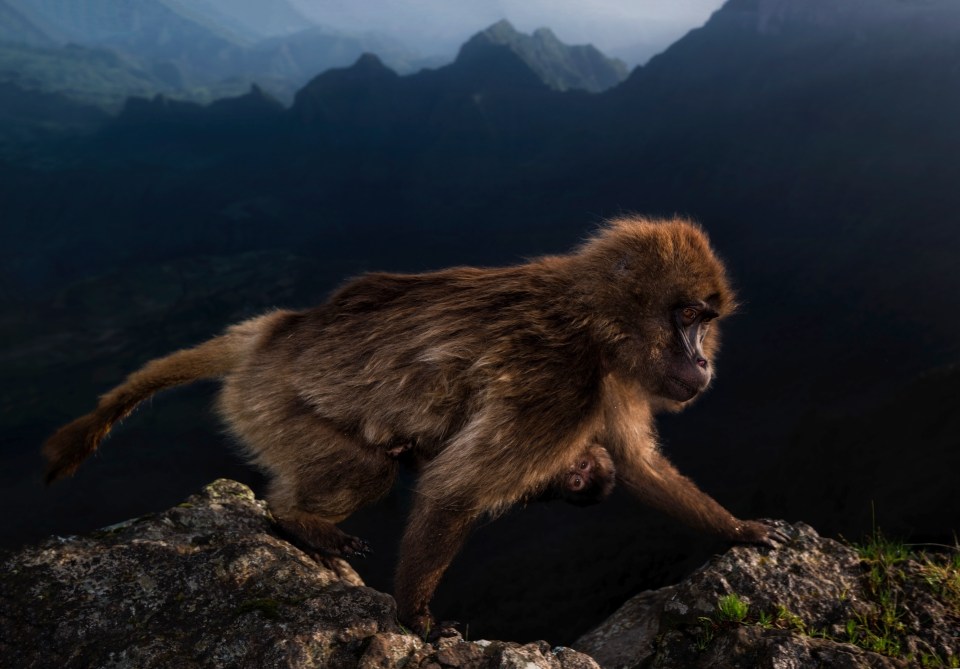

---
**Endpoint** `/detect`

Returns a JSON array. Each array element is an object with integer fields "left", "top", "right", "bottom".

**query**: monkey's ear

[{"left": 614, "top": 257, "right": 630, "bottom": 274}]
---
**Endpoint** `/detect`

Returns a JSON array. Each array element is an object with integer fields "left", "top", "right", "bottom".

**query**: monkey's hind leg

[
  {"left": 266, "top": 434, "right": 399, "bottom": 560},
  {"left": 394, "top": 493, "right": 479, "bottom": 639}
]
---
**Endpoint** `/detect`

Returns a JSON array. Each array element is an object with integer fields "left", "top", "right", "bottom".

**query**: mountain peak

[
  {"left": 353, "top": 52, "right": 388, "bottom": 71},
  {"left": 460, "top": 21, "right": 628, "bottom": 93},
  {"left": 207, "top": 83, "right": 285, "bottom": 118},
  {"left": 531, "top": 27, "right": 560, "bottom": 42},
  {"left": 291, "top": 52, "right": 400, "bottom": 126},
  {"left": 303, "top": 52, "right": 398, "bottom": 87},
  {"left": 481, "top": 19, "right": 521, "bottom": 41}
]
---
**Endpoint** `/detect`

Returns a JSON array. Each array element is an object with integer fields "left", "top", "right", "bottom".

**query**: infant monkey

[
  {"left": 543, "top": 443, "right": 615, "bottom": 506},
  {"left": 389, "top": 442, "right": 615, "bottom": 506}
]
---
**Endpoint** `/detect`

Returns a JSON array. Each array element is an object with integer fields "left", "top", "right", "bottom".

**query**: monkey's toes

[
  {"left": 340, "top": 535, "right": 373, "bottom": 558},
  {"left": 426, "top": 620, "right": 462, "bottom": 642}
]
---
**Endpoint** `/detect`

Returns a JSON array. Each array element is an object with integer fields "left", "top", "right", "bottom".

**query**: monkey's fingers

[
  {"left": 756, "top": 519, "right": 792, "bottom": 545},
  {"left": 734, "top": 519, "right": 790, "bottom": 548},
  {"left": 766, "top": 527, "right": 791, "bottom": 545}
]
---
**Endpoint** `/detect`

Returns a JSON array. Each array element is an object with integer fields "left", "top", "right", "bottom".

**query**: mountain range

[
  {"left": 2, "top": 0, "right": 959, "bottom": 645},
  {"left": 0, "top": 2, "right": 628, "bottom": 109}
]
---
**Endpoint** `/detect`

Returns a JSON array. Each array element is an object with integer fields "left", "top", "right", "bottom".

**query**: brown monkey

[{"left": 43, "top": 216, "right": 786, "bottom": 638}]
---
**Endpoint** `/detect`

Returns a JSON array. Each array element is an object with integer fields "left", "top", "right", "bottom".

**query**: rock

[
  {"left": 0, "top": 479, "right": 599, "bottom": 669},
  {"left": 5, "top": 482, "right": 956, "bottom": 668},
  {"left": 574, "top": 521, "right": 959, "bottom": 669}
]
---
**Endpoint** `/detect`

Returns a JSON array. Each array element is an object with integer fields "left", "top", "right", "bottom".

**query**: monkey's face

[
  {"left": 600, "top": 283, "right": 729, "bottom": 408},
  {"left": 575, "top": 217, "right": 735, "bottom": 404},
  {"left": 561, "top": 446, "right": 615, "bottom": 506},
  {"left": 655, "top": 300, "right": 720, "bottom": 403},
  {"left": 601, "top": 285, "right": 727, "bottom": 406}
]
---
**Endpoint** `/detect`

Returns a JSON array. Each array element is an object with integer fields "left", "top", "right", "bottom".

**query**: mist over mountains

[
  {"left": 0, "top": 1, "right": 628, "bottom": 109},
  {"left": 2, "top": 0, "right": 959, "bottom": 645}
]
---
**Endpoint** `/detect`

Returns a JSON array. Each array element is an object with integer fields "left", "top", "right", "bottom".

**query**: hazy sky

[{"left": 289, "top": 0, "right": 728, "bottom": 65}]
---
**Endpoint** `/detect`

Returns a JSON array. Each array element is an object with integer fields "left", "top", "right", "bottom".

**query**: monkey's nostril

[{"left": 696, "top": 358, "right": 708, "bottom": 368}]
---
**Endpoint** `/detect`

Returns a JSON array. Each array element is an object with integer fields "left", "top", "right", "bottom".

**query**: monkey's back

[{"left": 218, "top": 262, "right": 605, "bottom": 489}]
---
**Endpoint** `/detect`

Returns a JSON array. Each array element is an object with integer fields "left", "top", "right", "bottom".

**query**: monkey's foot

[
  {"left": 336, "top": 534, "right": 373, "bottom": 558},
  {"left": 733, "top": 519, "right": 791, "bottom": 547},
  {"left": 427, "top": 621, "right": 462, "bottom": 643},
  {"left": 272, "top": 517, "right": 373, "bottom": 559},
  {"left": 403, "top": 612, "right": 462, "bottom": 642}
]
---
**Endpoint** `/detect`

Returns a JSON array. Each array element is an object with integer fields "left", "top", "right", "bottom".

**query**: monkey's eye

[
  {"left": 680, "top": 307, "right": 698, "bottom": 325},
  {"left": 571, "top": 476, "right": 583, "bottom": 490},
  {"left": 579, "top": 460, "right": 589, "bottom": 470}
]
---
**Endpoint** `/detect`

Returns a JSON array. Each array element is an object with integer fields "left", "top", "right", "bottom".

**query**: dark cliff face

[
  {"left": 0, "top": 81, "right": 109, "bottom": 141},
  {"left": 292, "top": 53, "right": 403, "bottom": 127}
]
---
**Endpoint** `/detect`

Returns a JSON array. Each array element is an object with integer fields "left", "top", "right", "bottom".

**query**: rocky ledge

[
  {"left": 2, "top": 479, "right": 957, "bottom": 669},
  {"left": 575, "top": 522, "right": 959, "bottom": 668},
  {"left": 0, "top": 480, "right": 596, "bottom": 669}
]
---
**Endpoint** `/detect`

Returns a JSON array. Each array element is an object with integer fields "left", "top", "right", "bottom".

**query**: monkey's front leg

[
  {"left": 620, "top": 448, "right": 787, "bottom": 546},
  {"left": 394, "top": 494, "right": 478, "bottom": 639}
]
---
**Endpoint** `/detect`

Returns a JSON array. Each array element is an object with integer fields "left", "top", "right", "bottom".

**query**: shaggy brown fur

[
  {"left": 391, "top": 441, "right": 614, "bottom": 506},
  {"left": 43, "top": 216, "right": 784, "bottom": 637}
]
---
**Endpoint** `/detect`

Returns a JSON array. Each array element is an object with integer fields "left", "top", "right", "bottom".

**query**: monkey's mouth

[{"left": 665, "top": 376, "right": 700, "bottom": 400}]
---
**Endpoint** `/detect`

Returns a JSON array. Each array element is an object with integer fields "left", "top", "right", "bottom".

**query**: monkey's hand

[{"left": 731, "top": 519, "right": 790, "bottom": 548}]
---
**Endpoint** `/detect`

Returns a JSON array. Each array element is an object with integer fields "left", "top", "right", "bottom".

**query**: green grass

[
  {"left": 716, "top": 593, "right": 749, "bottom": 623},
  {"left": 694, "top": 595, "right": 809, "bottom": 653},
  {"left": 690, "top": 534, "right": 960, "bottom": 667},
  {"left": 918, "top": 549, "right": 960, "bottom": 610},
  {"left": 845, "top": 527, "right": 960, "bottom": 665}
]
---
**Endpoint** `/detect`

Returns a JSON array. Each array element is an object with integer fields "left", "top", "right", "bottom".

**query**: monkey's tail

[{"left": 43, "top": 333, "right": 243, "bottom": 485}]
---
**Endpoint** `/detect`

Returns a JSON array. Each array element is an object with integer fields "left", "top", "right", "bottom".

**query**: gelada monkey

[{"left": 43, "top": 217, "right": 786, "bottom": 638}]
